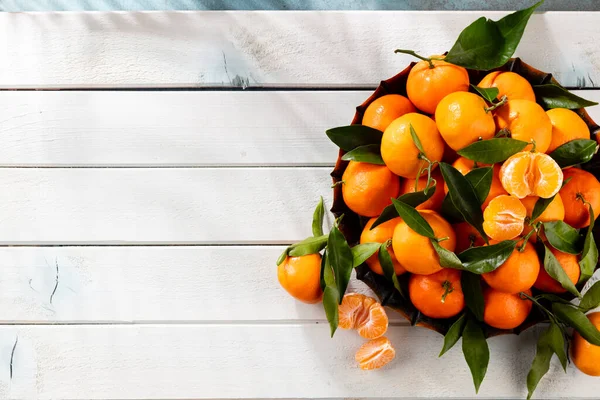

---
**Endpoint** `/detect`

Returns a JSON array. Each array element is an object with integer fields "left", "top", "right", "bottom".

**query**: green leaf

[
  {"left": 471, "top": 85, "right": 499, "bottom": 103},
  {"left": 536, "top": 293, "right": 573, "bottom": 305},
  {"left": 319, "top": 249, "right": 328, "bottom": 291},
  {"left": 371, "top": 186, "right": 436, "bottom": 229},
  {"left": 276, "top": 248, "right": 288, "bottom": 266},
  {"left": 457, "top": 138, "right": 529, "bottom": 164},
  {"left": 431, "top": 239, "right": 463, "bottom": 268},
  {"left": 441, "top": 194, "right": 465, "bottom": 223},
  {"left": 444, "top": 1, "right": 542, "bottom": 70},
  {"left": 461, "top": 272, "right": 485, "bottom": 321},
  {"left": 288, "top": 234, "right": 329, "bottom": 257},
  {"left": 322, "top": 254, "right": 339, "bottom": 337},
  {"left": 379, "top": 243, "right": 404, "bottom": 296},
  {"left": 325, "top": 125, "right": 383, "bottom": 151},
  {"left": 458, "top": 240, "right": 517, "bottom": 274},
  {"left": 543, "top": 244, "right": 581, "bottom": 298},
  {"left": 351, "top": 243, "right": 380, "bottom": 268},
  {"left": 543, "top": 221, "right": 581, "bottom": 255},
  {"left": 409, "top": 124, "right": 425, "bottom": 153},
  {"left": 341, "top": 144, "right": 385, "bottom": 165},
  {"left": 327, "top": 226, "right": 353, "bottom": 303},
  {"left": 312, "top": 196, "right": 325, "bottom": 237},
  {"left": 391, "top": 198, "right": 435, "bottom": 239},
  {"left": 533, "top": 84, "right": 599, "bottom": 109},
  {"left": 462, "top": 319, "right": 489, "bottom": 393},
  {"left": 439, "top": 313, "right": 467, "bottom": 357},
  {"left": 548, "top": 139, "right": 598, "bottom": 168},
  {"left": 552, "top": 303, "right": 600, "bottom": 346},
  {"left": 579, "top": 206, "right": 598, "bottom": 284},
  {"left": 580, "top": 281, "right": 600, "bottom": 312},
  {"left": 526, "top": 326, "right": 557, "bottom": 399},
  {"left": 547, "top": 322, "right": 568, "bottom": 371},
  {"left": 465, "top": 167, "right": 493, "bottom": 206},
  {"left": 531, "top": 194, "right": 558, "bottom": 221},
  {"left": 439, "top": 162, "right": 487, "bottom": 244}
]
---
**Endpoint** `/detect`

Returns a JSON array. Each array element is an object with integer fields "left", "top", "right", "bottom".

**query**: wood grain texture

[
  {"left": 1, "top": 324, "right": 599, "bottom": 399},
  {"left": 1, "top": 11, "right": 599, "bottom": 88}
]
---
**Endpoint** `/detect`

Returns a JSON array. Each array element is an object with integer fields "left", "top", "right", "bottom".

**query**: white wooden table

[{"left": 0, "top": 10, "right": 600, "bottom": 399}]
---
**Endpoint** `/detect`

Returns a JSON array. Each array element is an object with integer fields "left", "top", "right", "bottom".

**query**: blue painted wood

[{"left": 1, "top": 0, "right": 599, "bottom": 12}]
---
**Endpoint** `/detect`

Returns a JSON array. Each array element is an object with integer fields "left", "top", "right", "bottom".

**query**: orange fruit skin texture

[
  {"left": 338, "top": 293, "right": 389, "bottom": 339},
  {"left": 546, "top": 108, "right": 591, "bottom": 154},
  {"left": 500, "top": 151, "right": 563, "bottom": 199},
  {"left": 362, "top": 94, "right": 417, "bottom": 132},
  {"left": 400, "top": 169, "right": 445, "bottom": 211},
  {"left": 477, "top": 71, "right": 536, "bottom": 101},
  {"left": 277, "top": 254, "right": 323, "bottom": 304},
  {"left": 483, "top": 288, "right": 533, "bottom": 330},
  {"left": 393, "top": 210, "right": 456, "bottom": 275},
  {"left": 572, "top": 312, "right": 600, "bottom": 376},
  {"left": 355, "top": 336, "right": 396, "bottom": 371},
  {"left": 560, "top": 168, "right": 600, "bottom": 229},
  {"left": 406, "top": 58, "right": 470, "bottom": 114},
  {"left": 482, "top": 241, "right": 540, "bottom": 294},
  {"left": 381, "top": 113, "right": 444, "bottom": 178},
  {"left": 409, "top": 268, "right": 465, "bottom": 319},
  {"left": 521, "top": 194, "right": 565, "bottom": 242},
  {"left": 453, "top": 222, "right": 487, "bottom": 253},
  {"left": 360, "top": 217, "right": 406, "bottom": 275},
  {"left": 483, "top": 195, "right": 526, "bottom": 241},
  {"left": 435, "top": 91, "right": 496, "bottom": 151},
  {"left": 495, "top": 99, "right": 553, "bottom": 153},
  {"left": 533, "top": 246, "right": 580, "bottom": 293},
  {"left": 342, "top": 161, "right": 400, "bottom": 217}
]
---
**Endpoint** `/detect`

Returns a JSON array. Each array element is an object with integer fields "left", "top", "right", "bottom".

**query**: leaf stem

[
  {"left": 484, "top": 95, "right": 508, "bottom": 113},
  {"left": 394, "top": 49, "right": 442, "bottom": 69},
  {"left": 331, "top": 180, "right": 344, "bottom": 188},
  {"left": 520, "top": 291, "right": 559, "bottom": 325}
]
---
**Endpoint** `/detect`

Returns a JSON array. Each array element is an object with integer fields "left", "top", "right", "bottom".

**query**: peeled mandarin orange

[
  {"left": 381, "top": 113, "right": 444, "bottom": 179},
  {"left": 572, "top": 312, "right": 600, "bottom": 376},
  {"left": 342, "top": 161, "right": 400, "bottom": 217},
  {"left": 392, "top": 210, "right": 456, "bottom": 275},
  {"left": 277, "top": 254, "right": 323, "bottom": 304},
  {"left": 500, "top": 151, "right": 563, "bottom": 199},
  {"left": 435, "top": 91, "right": 496, "bottom": 151},
  {"left": 483, "top": 195, "right": 526, "bottom": 241},
  {"left": 355, "top": 336, "right": 396, "bottom": 370},
  {"left": 533, "top": 247, "right": 580, "bottom": 293},
  {"left": 406, "top": 57, "right": 469, "bottom": 114},
  {"left": 482, "top": 241, "right": 540, "bottom": 294},
  {"left": 454, "top": 222, "right": 487, "bottom": 253},
  {"left": 483, "top": 288, "right": 533, "bottom": 330},
  {"left": 362, "top": 94, "right": 417, "bottom": 132},
  {"left": 494, "top": 99, "right": 552, "bottom": 153},
  {"left": 560, "top": 168, "right": 600, "bottom": 229},
  {"left": 338, "top": 293, "right": 389, "bottom": 339},
  {"left": 409, "top": 268, "right": 465, "bottom": 319},
  {"left": 400, "top": 169, "right": 445, "bottom": 211},
  {"left": 521, "top": 194, "right": 565, "bottom": 242},
  {"left": 360, "top": 217, "right": 406, "bottom": 275},
  {"left": 546, "top": 108, "right": 591, "bottom": 153},
  {"left": 477, "top": 71, "right": 536, "bottom": 101}
]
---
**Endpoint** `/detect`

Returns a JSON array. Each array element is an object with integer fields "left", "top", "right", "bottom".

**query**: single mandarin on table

[
  {"left": 477, "top": 71, "right": 536, "bottom": 101},
  {"left": 483, "top": 288, "right": 533, "bottom": 330},
  {"left": 500, "top": 151, "right": 563, "bottom": 199},
  {"left": 483, "top": 195, "right": 526, "bottom": 241},
  {"left": 338, "top": 293, "right": 389, "bottom": 339},
  {"left": 559, "top": 167, "right": 600, "bottom": 229},
  {"left": 546, "top": 108, "right": 591, "bottom": 153},
  {"left": 520, "top": 194, "right": 565, "bottom": 242},
  {"left": 571, "top": 312, "right": 600, "bottom": 376},
  {"left": 400, "top": 169, "right": 445, "bottom": 211},
  {"left": 494, "top": 99, "right": 552, "bottom": 153},
  {"left": 381, "top": 113, "right": 444, "bottom": 178},
  {"left": 360, "top": 217, "right": 406, "bottom": 275},
  {"left": 342, "top": 161, "right": 400, "bottom": 217},
  {"left": 406, "top": 56, "right": 470, "bottom": 114},
  {"left": 277, "top": 254, "right": 323, "bottom": 304},
  {"left": 482, "top": 240, "right": 540, "bottom": 294},
  {"left": 435, "top": 91, "right": 496, "bottom": 151},
  {"left": 392, "top": 210, "right": 456, "bottom": 275},
  {"left": 533, "top": 246, "right": 580, "bottom": 293},
  {"left": 409, "top": 268, "right": 465, "bottom": 319},
  {"left": 454, "top": 222, "right": 487, "bottom": 253},
  {"left": 355, "top": 336, "right": 396, "bottom": 370},
  {"left": 362, "top": 94, "right": 417, "bottom": 132}
]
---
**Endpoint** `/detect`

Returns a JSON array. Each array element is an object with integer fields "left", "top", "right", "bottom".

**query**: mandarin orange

[
  {"left": 477, "top": 71, "right": 536, "bottom": 101},
  {"left": 277, "top": 254, "right": 323, "bottom": 304},
  {"left": 409, "top": 268, "right": 465, "bottom": 319},
  {"left": 342, "top": 161, "right": 400, "bottom": 217},
  {"left": 483, "top": 288, "right": 533, "bottom": 330},
  {"left": 360, "top": 217, "right": 406, "bottom": 275},
  {"left": 362, "top": 94, "right": 417, "bottom": 132}
]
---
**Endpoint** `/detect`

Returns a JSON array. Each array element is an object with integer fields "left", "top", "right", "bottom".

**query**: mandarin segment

[
  {"left": 559, "top": 168, "right": 600, "bottom": 229},
  {"left": 362, "top": 94, "right": 417, "bottom": 132},
  {"left": 408, "top": 268, "right": 465, "bottom": 319},
  {"left": 481, "top": 241, "right": 540, "bottom": 294},
  {"left": 477, "top": 71, "right": 536, "bottom": 101},
  {"left": 572, "top": 312, "right": 600, "bottom": 376},
  {"left": 360, "top": 217, "right": 406, "bottom": 275},
  {"left": 483, "top": 195, "right": 526, "bottom": 241},
  {"left": 494, "top": 99, "right": 552, "bottom": 153},
  {"left": 483, "top": 288, "right": 533, "bottom": 330},
  {"left": 400, "top": 169, "right": 445, "bottom": 211},
  {"left": 342, "top": 161, "right": 400, "bottom": 217},
  {"left": 355, "top": 336, "right": 396, "bottom": 371},
  {"left": 500, "top": 152, "right": 563, "bottom": 199},
  {"left": 533, "top": 246, "right": 580, "bottom": 293},
  {"left": 277, "top": 254, "right": 323, "bottom": 304},
  {"left": 338, "top": 293, "right": 389, "bottom": 339},
  {"left": 546, "top": 108, "right": 591, "bottom": 153}
]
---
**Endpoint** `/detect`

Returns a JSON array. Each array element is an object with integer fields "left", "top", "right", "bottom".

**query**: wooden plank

[
  {"left": 0, "top": 11, "right": 599, "bottom": 88},
  {"left": 0, "top": 90, "right": 598, "bottom": 167},
  {"left": 0, "top": 167, "right": 333, "bottom": 244},
  {"left": 1, "top": 324, "right": 599, "bottom": 399},
  {"left": 0, "top": 246, "right": 397, "bottom": 322}
]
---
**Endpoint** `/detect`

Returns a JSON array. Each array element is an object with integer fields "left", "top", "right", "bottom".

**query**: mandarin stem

[
  {"left": 484, "top": 95, "right": 508, "bottom": 113},
  {"left": 441, "top": 280, "right": 454, "bottom": 304},
  {"left": 394, "top": 49, "right": 437, "bottom": 68},
  {"left": 331, "top": 180, "right": 345, "bottom": 188}
]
